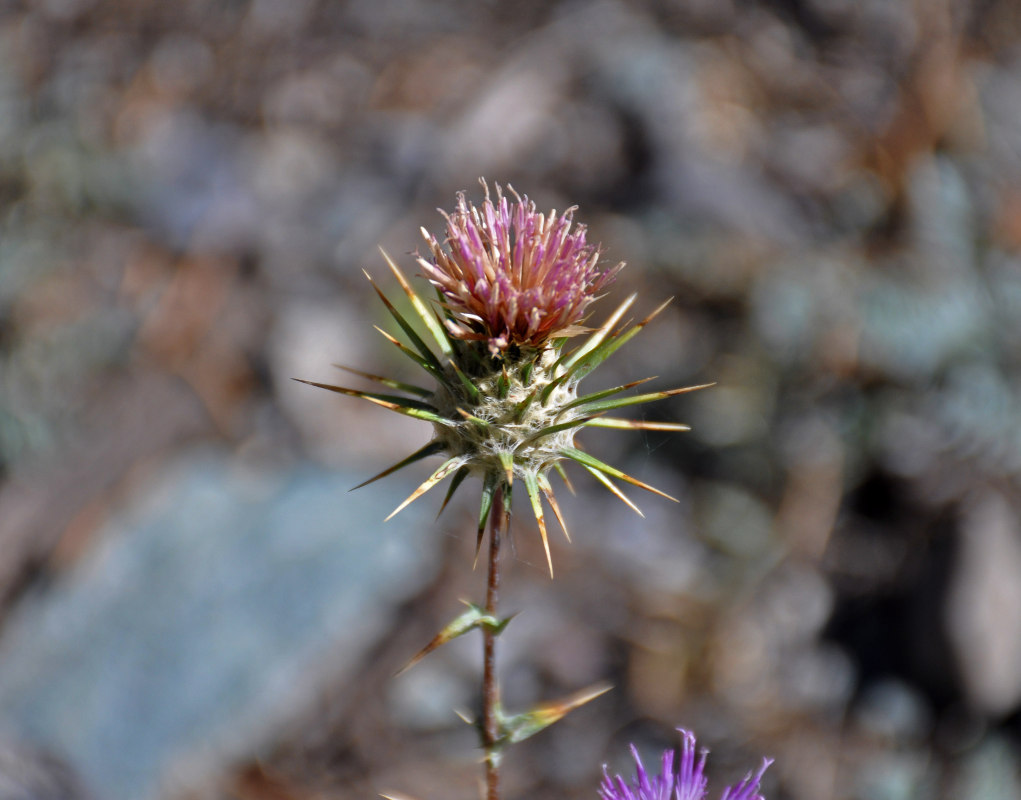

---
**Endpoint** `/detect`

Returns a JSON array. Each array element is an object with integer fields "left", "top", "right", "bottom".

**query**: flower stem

[{"left": 482, "top": 488, "right": 507, "bottom": 800}]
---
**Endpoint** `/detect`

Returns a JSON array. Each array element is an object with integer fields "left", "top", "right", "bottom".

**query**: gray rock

[
  {"left": 947, "top": 491, "right": 1021, "bottom": 715},
  {"left": 0, "top": 449, "right": 443, "bottom": 800},
  {"left": 0, "top": 739, "right": 93, "bottom": 800}
]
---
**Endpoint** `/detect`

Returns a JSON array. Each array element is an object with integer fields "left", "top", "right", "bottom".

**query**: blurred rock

[
  {"left": 852, "top": 749, "right": 935, "bottom": 800},
  {"left": 0, "top": 449, "right": 442, "bottom": 800},
  {"left": 947, "top": 491, "right": 1021, "bottom": 715},
  {"left": 0, "top": 739, "right": 94, "bottom": 800},
  {"left": 950, "top": 734, "right": 1021, "bottom": 800},
  {"left": 854, "top": 678, "right": 933, "bottom": 744}
]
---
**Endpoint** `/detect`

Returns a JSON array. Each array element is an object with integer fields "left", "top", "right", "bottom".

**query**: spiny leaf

[
  {"left": 486, "top": 613, "right": 516, "bottom": 636},
  {"left": 501, "top": 480, "right": 513, "bottom": 528},
  {"left": 560, "top": 293, "right": 637, "bottom": 370},
  {"left": 568, "top": 297, "right": 673, "bottom": 381},
  {"left": 571, "top": 383, "right": 715, "bottom": 416},
  {"left": 512, "top": 388, "right": 538, "bottom": 422},
  {"left": 364, "top": 269, "right": 445, "bottom": 375},
  {"left": 562, "top": 446, "right": 677, "bottom": 502},
  {"left": 475, "top": 471, "right": 499, "bottom": 567},
  {"left": 396, "top": 602, "right": 496, "bottom": 676},
  {"left": 456, "top": 407, "right": 490, "bottom": 431},
  {"left": 520, "top": 355, "right": 538, "bottom": 385},
  {"left": 447, "top": 357, "right": 481, "bottom": 403},
  {"left": 517, "top": 415, "right": 598, "bottom": 449},
  {"left": 500, "top": 682, "right": 612, "bottom": 744},
  {"left": 379, "top": 248, "right": 454, "bottom": 358},
  {"left": 539, "top": 373, "right": 571, "bottom": 406},
  {"left": 351, "top": 440, "right": 446, "bottom": 491},
  {"left": 294, "top": 379, "right": 437, "bottom": 412},
  {"left": 498, "top": 451, "right": 515, "bottom": 487},
  {"left": 580, "top": 464, "right": 644, "bottom": 517},
  {"left": 373, "top": 326, "right": 449, "bottom": 385},
  {"left": 432, "top": 283, "right": 448, "bottom": 309},
  {"left": 524, "top": 471, "right": 553, "bottom": 578},
  {"left": 538, "top": 473, "right": 570, "bottom": 543},
  {"left": 293, "top": 379, "right": 453, "bottom": 425},
  {"left": 550, "top": 342, "right": 583, "bottom": 373},
  {"left": 436, "top": 465, "right": 470, "bottom": 518},
  {"left": 452, "top": 330, "right": 488, "bottom": 372},
  {"left": 556, "top": 377, "right": 657, "bottom": 416},
  {"left": 385, "top": 457, "right": 465, "bottom": 521},
  {"left": 331, "top": 363, "right": 432, "bottom": 398},
  {"left": 553, "top": 461, "right": 575, "bottom": 495},
  {"left": 584, "top": 418, "right": 691, "bottom": 432}
]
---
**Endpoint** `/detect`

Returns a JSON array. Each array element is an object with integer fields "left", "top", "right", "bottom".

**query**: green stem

[{"left": 482, "top": 488, "right": 506, "bottom": 800}]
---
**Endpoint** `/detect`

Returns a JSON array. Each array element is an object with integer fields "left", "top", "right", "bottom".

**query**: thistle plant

[{"left": 298, "top": 182, "right": 719, "bottom": 799}]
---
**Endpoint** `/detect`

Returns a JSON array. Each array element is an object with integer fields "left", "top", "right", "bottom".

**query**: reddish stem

[{"left": 482, "top": 488, "right": 507, "bottom": 800}]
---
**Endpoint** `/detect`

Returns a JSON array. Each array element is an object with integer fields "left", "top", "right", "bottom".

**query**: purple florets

[
  {"left": 599, "top": 729, "right": 772, "bottom": 800},
  {"left": 418, "top": 180, "right": 621, "bottom": 354}
]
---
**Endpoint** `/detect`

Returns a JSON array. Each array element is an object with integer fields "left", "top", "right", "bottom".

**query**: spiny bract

[{"left": 297, "top": 181, "right": 710, "bottom": 575}]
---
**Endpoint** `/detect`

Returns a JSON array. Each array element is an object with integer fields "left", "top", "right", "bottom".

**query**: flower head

[
  {"left": 419, "top": 181, "right": 621, "bottom": 354},
  {"left": 599, "top": 729, "right": 772, "bottom": 800},
  {"left": 297, "top": 182, "right": 710, "bottom": 576}
]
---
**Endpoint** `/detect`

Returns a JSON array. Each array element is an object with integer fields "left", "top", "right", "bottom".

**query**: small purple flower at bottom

[{"left": 599, "top": 729, "right": 773, "bottom": 800}]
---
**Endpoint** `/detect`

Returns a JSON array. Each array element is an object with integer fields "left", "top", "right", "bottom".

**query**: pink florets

[{"left": 418, "top": 181, "right": 621, "bottom": 354}]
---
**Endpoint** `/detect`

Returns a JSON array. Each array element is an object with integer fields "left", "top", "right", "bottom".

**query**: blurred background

[{"left": 1, "top": 0, "right": 1020, "bottom": 798}]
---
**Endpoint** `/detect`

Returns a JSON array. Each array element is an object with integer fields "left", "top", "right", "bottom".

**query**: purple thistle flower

[
  {"left": 599, "top": 729, "right": 772, "bottom": 800},
  {"left": 418, "top": 180, "right": 621, "bottom": 354}
]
